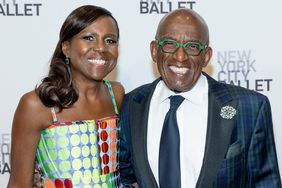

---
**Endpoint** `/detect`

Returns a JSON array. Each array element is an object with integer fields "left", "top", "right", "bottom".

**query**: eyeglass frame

[{"left": 156, "top": 38, "right": 208, "bottom": 56}]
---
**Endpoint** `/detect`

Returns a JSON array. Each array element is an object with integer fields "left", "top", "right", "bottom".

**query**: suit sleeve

[
  {"left": 119, "top": 95, "right": 137, "bottom": 186},
  {"left": 247, "top": 97, "right": 282, "bottom": 187}
]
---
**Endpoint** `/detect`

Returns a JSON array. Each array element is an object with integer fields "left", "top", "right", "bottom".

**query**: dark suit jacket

[{"left": 119, "top": 72, "right": 281, "bottom": 188}]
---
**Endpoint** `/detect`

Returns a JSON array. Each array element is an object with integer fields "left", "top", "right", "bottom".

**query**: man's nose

[{"left": 173, "top": 46, "right": 188, "bottom": 62}]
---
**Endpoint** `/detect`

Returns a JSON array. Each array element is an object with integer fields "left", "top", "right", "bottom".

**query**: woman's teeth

[{"left": 89, "top": 59, "right": 106, "bottom": 65}]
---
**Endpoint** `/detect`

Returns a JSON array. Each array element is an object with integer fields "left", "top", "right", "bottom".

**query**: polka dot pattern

[
  {"left": 96, "top": 118, "right": 119, "bottom": 175},
  {"left": 36, "top": 117, "right": 121, "bottom": 187},
  {"left": 43, "top": 178, "right": 73, "bottom": 188}
]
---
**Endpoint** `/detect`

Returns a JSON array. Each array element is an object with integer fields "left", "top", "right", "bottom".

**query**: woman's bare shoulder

[
  {"left": 18, "top": 91, "right": 46, "bottom": 113},
  {"left": 15, "top": 90, "right": 52, "bottom": 130}
]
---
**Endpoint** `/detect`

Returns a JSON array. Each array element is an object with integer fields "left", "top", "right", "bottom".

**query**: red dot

[
  {"left": 103, "top": 166, "right": 110, "bottom": 174},
  {"left": 54, "top": 179, "right": 64, "bottom": 188},
  {"left": 102, "top": 154, "right": 109, "bottom": 164},
  {"left": 100, "top": 121, "right": 107, "bottom": 129},
  {"left": 100, "top": 131, "right": 108, "bottom": 141},
  {"left": 64, "top": 179, "right": 73, "bottom": 188},
  {"left": 101, "top": 142, "right": 109, "bottom": 153}
]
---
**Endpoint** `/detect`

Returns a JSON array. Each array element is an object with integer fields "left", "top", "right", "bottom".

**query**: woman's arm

[{"left": 7, "top": 91, "right": 49, "bottom": 188}]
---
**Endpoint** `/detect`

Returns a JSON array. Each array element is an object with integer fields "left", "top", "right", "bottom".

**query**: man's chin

[{"left": 168, "top": 85, "right": 192, "bottom": 93}]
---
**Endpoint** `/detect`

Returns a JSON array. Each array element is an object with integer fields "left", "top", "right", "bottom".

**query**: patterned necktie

[{"left": 159, "top": 95, "right": 185, "bottom": 188}]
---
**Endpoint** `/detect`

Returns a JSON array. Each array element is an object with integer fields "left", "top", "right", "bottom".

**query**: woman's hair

[{"left": 35, "top": 5, "right": 119, "bottom": 111}]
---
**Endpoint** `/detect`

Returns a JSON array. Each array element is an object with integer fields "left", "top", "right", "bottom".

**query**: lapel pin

[{"left": 220, "top": 105, "right": 236, "bottom": 119}]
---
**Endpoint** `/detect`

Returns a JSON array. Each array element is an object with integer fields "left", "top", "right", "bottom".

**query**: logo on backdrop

[
  {"left": 140, "top": 0, "right": 196, "bottom": 14},
  {"left": 0, "top": 134, "right": 10, "bottom": 175},
  {"left": 216, "top": 50, "right": 273, "bottom": 92},
  {"left": 0, "top": 0, "right": 42, "bottom": 16}
]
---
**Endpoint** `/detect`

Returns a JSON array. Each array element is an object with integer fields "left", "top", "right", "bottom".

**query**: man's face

[{"left": 151, "top": 12, "right": 212, "bottom": 92}]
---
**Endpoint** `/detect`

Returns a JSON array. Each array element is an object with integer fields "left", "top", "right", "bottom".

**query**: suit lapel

[
  {"left": 130, "top": 79, "right": 160, "bottom": 188},
  {"left": 196, "top": 73, "right": 238, "bottom": 188}
]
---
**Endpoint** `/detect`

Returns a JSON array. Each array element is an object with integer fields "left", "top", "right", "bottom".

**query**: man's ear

[
  {"left": 203, "top": 46, "right": 212, "bottom": 67},
  {"left": 62, "top": 41, "right": 70, "bottom": 57},
  {"left": 150, "top": 40, "right": 158, "bottom": 63}
]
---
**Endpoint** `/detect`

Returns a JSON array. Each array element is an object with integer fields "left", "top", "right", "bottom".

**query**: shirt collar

[{"left": 153, "top": 74, "right": 208, "bottom": 105}]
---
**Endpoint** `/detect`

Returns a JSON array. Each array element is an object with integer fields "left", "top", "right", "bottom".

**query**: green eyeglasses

[{"left": 156, "top": 38, "right": 207, "bottom": 56}]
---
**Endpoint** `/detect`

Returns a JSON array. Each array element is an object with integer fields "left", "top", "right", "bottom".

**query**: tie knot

[{"left": 169, "top": 95, "right": 185, "bottom": 110}]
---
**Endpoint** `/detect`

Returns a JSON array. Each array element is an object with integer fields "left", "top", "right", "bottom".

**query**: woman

[{"left": 8, "top": 5, "right": 124, "bottom": 188}]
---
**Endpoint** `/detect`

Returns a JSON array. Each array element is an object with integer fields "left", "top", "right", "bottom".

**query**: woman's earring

[{"left": 64, "top": 58, "right": 70, "bottom": 65}]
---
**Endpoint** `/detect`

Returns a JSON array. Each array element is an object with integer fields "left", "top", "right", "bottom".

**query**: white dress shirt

[{"left": 147, "top": 74, "right": 208, "bottom": 187}]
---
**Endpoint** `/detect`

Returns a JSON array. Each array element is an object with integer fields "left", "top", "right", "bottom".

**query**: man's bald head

[{"left": 155, "top": 8, "right": 209, "bottom": 45}]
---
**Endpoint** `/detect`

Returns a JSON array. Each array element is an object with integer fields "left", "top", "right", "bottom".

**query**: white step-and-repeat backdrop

[{"left": 1, "top": 0, "right": 281, "bottom": 185}]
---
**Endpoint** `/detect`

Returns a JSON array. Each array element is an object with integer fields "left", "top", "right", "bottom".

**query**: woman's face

[{"left": 63, "top": 16, "right": 119, "bottom": 82}]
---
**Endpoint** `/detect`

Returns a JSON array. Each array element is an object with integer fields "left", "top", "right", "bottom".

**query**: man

[{"left": 119, "top": 8, "right": 281, "bottom": 188}]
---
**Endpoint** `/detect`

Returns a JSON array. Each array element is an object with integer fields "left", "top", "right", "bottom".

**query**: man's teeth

[
  {"left": 169, "top": 66, "right": 189, "bottom": 74},
  {"left": 89, "top": 59, "right": 106, "bottom": 65}
]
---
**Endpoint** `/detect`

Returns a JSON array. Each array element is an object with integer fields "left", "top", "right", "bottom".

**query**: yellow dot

[
  {"left": 82, "top": 146, "right": 90, "bottom": 157},
  {"left": 81, "top": 134, "right": 89, "bottom": 145},
  {"left": 58, "top": 148, "right": 70, "bottom": 160},
  {"left": 49, "top": 149, "right": 57, "bottom": 160},
  {"left": 80, "top": 123, "right": 88, "bottom": 133},
  {"left": 82, "top": 170, "right": 92, "bottom": 184},
  {"left": 58, "top": 137, "right": 69, "bottom": 148},
  {"left": 73, "top": 170, "right": 82, "bottom": 185},
  {"left": 88, "top": 122, "right": 95, "bottom": 132},
  {"left": 72, "top": 158, "right": 82, "bottom": 170},
  {"left": 83, "top": 158, "right": 91, "bottom": 169},
  {"left": 89, "top": 133, "right": 96, "bottom": 144},
  {"left": 71, "top": 147, "right": 81, "bottom": 158},
  {"left": 70, "top": 125, "right": 79, "bottom": 134},
  {"left": 59, "top": 161, "right": 71, "bottom": 172},
  {"left": 92, "top": 157, "right": 99, "bottom": 168},
  {"left": 56, "top": 126, "right": 68, "bottom": 135},
  {"left": 94, "top": 185, "right": 101, "bottom": 188},
  {"left": 70, "top": 135, "right": 80, "bottom": 146},
  {"left": 90, "top": 145, "right": 97, "bottom": 156},
  {"left": 92, "top": 169, "right": 100, "bottom": 183},
  {"left": 46, "top": 138, "right": 56, "bottom": 149},
  {"left": 102, "top": 183, "right": 108, "bottom": 188},
  {"left": 100, "top": 174, "right": 106, "bottom": 182}
]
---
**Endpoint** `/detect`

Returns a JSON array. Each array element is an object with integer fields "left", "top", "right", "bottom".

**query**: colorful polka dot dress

[{"left": 36, "top": 80, "right": 122, "bottom": 188}]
